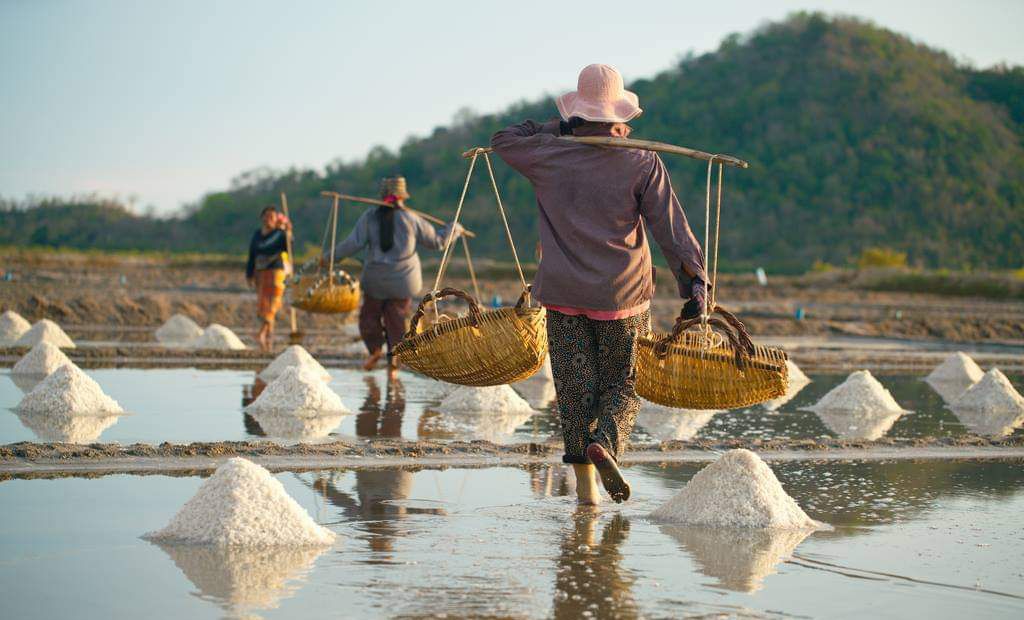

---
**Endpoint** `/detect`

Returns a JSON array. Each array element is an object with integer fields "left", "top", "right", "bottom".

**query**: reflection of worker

[
  {"left": 330, "top": 177, "right": 463, "bottom": 378},
  {"left": 553, "top": 510, "right": 637, "bottom": 619},
  {"left": 311, "top": 471, "right": 444, "bottom": 553},
  {"left": 492, "top": 64, "right": 707, "bottom": 504},
  {"left": 355, "top": 375, "right": 406, "bottom": 438},
  {"left": 246, "top": 206, "right": 292, "bottom": 352},
  {"left": 241, "top": 378, "right": 267, "bottom": 436}
]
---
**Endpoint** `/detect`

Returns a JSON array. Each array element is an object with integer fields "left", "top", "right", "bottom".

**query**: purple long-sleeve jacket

[{"left": 491, "top": 120, "right": 706, "bottom": 312}]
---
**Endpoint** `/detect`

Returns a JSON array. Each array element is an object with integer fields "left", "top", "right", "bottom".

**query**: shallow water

[
  {"left": 0, "top": 459, "right": 1021, "bottom": 618},
  {"left": 1, "top": 368, "right": 1021, "bottom": 445}
]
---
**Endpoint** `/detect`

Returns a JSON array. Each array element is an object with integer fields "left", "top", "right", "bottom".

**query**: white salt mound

[
  {"left": 785, "top": 360, "right": 809, "bottom": 385},
  {"left": 18, "top": 364, "right": 123, "bottom": 416},
  {"left": 953, "top": 369, "right": 1024, "bottom": 413},
  {"left": 144, "top": 457, "right": 336, "bottom": 546},
  {"left": 155, "top": 314, "right": 204, "bottom": 345},
  {"left": 0, "top": 310, "right": 32, "bottom": 344},
  {"left": 438, "top": 384, "right": 533, "bottom": 415},
  {"left": 926, "top": 352, "right": 984, "bottom": 385},
  {"left": 650, "top": 449, "right": 818, "bottom": 529},
  {"left": 535, "top": 355, "right": 553, "bottom": 380},
  {"left": 803, "top": 370, "right": 906, "bottom": 415},
  {"left": 245, "top": 366, "right": 349, "bottom": 416},
  {"left": 15, "top": 319, "right": 75, "bottom": 348},
  {"left": 636, "top": 402, "right": 719, "bottom": 441},
  {"left": 12, "top": 342, "right": 73, "bottom": 376},
  {"left": 192, "top": 324, "right": 246, "bottom": 350},
  {"left": 259, "top": 345, "right": 330, "bottom": 383}
]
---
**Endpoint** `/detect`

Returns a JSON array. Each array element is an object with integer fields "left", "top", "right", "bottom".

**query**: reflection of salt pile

[
  {"left": 426, "top": 385, "right": 535, "bottom": 442},
  {"left": 15, "top": 319, "right": 75, "bottom": 348},
  {"left": 155, "top": 313, "right": 204, "bottom": 345},
  {"left": 762, "top": 360, "right": 811, "bottom": 411},
  {"left": 651, "top": 449, "right": 817, "bottom": 528},
  {"left": 191, "top": 324, "right": 246, "bottom": 350},
  {"left": 801, "top": 370, "right": 908, "bottom": 440},
  {"left": 0, "top": 310, "right": 32, "bottom": 344},
  {"left": 144, "top": 457, "right": 336, "bottom": 545},
  {"left": 259, "top": 345, "right": 330, "bottom": 383},
  {"left": 925, "top": 352, "right": 985, "bottom": 402},
  {"left": 636, "top": 401, "right": 718, "bottom": 441},
  {"left": 660, "top": 525, "right": 811, "bottom": 593},
  {"left": 951, "top": 369, "right": 1024, "bottom": 437},
  {"left": 12, "top": 342, "right": 73, "bottom": 376},
  {"left": 14, "top": 409, "right": 119, "bottom": 443},
  {"left": 18, "top": 364, "right": 123, "bottom": 415},
  {"left": 154, "top": 543, "right": 325, "bottom": 617}
]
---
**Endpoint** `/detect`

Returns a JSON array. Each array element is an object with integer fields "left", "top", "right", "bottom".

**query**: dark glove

[
  {"left": 681, "top": 278, "right": 709, "bottom": 320},
  {"left": 559, "top": 116, "right": 585, "bottom": 135}
]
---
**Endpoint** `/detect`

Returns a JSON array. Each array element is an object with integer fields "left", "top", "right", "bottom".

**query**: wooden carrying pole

[
  {"left": 462, "top": 136, "right": 749, "bottom": 169},
  {"left": 279, "top": 192, "right": 299, "bottom": 336},
  {"left": 320, "top": 191, "right": 476, "bottom": 239}
]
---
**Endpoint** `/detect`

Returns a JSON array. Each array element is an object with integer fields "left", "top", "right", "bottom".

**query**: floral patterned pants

[{"left": 547, "top": 309, "right": 649, "bottom": 464}]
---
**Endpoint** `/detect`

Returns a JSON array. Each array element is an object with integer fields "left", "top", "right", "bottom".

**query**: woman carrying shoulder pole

[
  {"left": 491, "top": 64, "right": 708, "bottom": 505},
  {"left": 330, "top": 177, "right": 463, "bottom": 378}
]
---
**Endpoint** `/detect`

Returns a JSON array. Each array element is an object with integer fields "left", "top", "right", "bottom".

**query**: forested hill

[{"left": 2, "top": 13, "right": 1022, "bottom": 272}]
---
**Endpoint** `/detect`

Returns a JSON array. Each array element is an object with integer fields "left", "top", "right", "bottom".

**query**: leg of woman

[
  {"left": 547, "top": 310, "right": 602, "bottom": 504},
  {"left": 359, "top": 295, "right": 386, "bottom": 370},
  {"left": 266, "top": 269, "right": 286, "bottom": 351},
  {"left": 381, "top": 298, "right": 412, "bottom": 379},
  {"left": 254, "top": 269, "right": 276, "bottom": 352},
  {"left": 591, "top": 310, "right": 647, "bottom": 459}
]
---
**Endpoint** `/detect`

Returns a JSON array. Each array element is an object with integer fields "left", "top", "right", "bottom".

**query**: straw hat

[
  {"left": 556, "top": 64, "right": 642, "bottom": 123},
  {"left": 380, "top": 176, "right": 410, "bottom": 200}
]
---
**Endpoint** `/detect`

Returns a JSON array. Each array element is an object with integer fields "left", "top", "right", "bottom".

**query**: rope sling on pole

[{"left": 289, "top": 193, "right": 360, "bottom": 314}]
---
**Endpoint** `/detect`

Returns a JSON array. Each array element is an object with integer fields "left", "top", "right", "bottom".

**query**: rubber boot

[{"left": 572, "top": 464, "right": 602, "bottom": 506}]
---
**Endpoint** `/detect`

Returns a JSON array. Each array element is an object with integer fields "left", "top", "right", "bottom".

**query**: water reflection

[
  {"left": 152, "top": 542, "right": 326, "bottom": 618},
  {"left": 241, "top": 375, "right": 345, "bottom": 442},
  {"left": 418, "top": 404, "right": 534, "bottom": 444},
  {"left": 635, "top": 405, "right": 718, "bottom": 441},
  {"left": 529, "top": 464, "right": 574, "bottom": 498},
  {"left": 950, "top": 406, "right": 1024, "bottom": 438},
  {"left": 242, "top": 379, "right": 267, "bottom": 436},
  {"left": 554, "top": 510, "right": 637, "bottom": 619},
  {"left": 13, "top": 409, "right": 120, "bottom": 443},
  {"left": 309, "top": 470, "right": 445, "bottom": 554},
  {"left": 659, "top": 525, "right": 812, "bottom": 593},
  {"left": 813, "top": 408, "right": 905, "bottom": 440},
  {"left": 356, "top": 375, "right": 405, "bottom": 438}
]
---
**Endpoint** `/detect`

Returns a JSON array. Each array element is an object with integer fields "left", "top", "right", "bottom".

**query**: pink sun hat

[{"left": 556, "top": 64, "right": 642, "bottom": 123}]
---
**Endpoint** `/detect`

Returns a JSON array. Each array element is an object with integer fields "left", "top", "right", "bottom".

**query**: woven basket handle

[
  {"left": 406, "top": 287, "right": 483, "bottom": 338},
  {"left": 654, "top": 304, "right": 756, "bottom": 367}
]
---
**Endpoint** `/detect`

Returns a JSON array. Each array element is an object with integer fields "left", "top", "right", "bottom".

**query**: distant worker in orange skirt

[
  {"left": 331, "top": 177, "right": 463, "bottom": 377},
  {"left": 246, "top": 205, "right": 292, "bottom": 352}
]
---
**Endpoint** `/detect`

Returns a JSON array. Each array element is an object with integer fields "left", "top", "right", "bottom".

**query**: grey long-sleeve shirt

[
  {"left": 491, "top": 120, "right": 707, "bottom": 312},
  {"left": 332, "top": 207, "right": 452, "bottom": 300}
]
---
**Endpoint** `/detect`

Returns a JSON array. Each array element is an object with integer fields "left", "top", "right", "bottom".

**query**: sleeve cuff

[{"left": 539, "top": 120, "right": 561, "bottom": 136}]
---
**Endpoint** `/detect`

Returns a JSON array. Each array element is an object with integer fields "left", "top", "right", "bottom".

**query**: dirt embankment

[{"left": 1, "top": 253, "right": 1023, "bottom": 344}]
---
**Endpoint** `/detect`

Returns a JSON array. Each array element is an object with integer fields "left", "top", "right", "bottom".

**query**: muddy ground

[{"left": 2, "top": 252, "right": 1022, "bottom": 346}]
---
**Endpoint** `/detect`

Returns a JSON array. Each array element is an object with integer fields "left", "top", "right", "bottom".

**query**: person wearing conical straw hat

[
  {"left": 491, "top": 64, "right": 708, "bottom": 506},
  {"left": 330, "top": 176, "right": 463, "bottom": 378}
]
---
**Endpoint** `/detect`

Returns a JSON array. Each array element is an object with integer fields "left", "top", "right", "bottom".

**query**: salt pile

[
  {"left": 259, "top": 345, "right": 331, "bottom": 383},
  {"left": 636, "top": 402, "right": 718, "bottom": 441},
  {"left": 154, "top": 543, "right": 325, "bottom": 616},
  {"left": 534, "top": 355, "right": 553, "bottom": 380},
  {"left": 0, "top": 310, "right": 32, "bottom": 344},
  {"left": 155, "top": 313, "right": 203, "bottom": 345},
  {"left": 17, "top": 364, "right": 123, "bottom": 416},
  {"left": 144, "top": 457, "right": 336, "bottom": 545},
  {"left": 762, "top": 360, "right": 812, "bottom": 412},
  {"left": 802, "top": 370, "right": 907, "bottom": 416},
  {"left": 14, "top": 409, "right": 119, "bottom": 444},
  {"left": 12, "top": 342, "right": 73, "bottom": 376},
  {"left": 191, "top": 324, "right": 246, "bottom": 350},
  {"left": 244, "top": 367, "right": 349, "bottom": 416},
  {"left": 660, "top": 525, "right": 811, "bottom": 593},
  {"left": 925, "top": 352, "right": 985, "bottom": 402},
  {"left": 438, "top": 384, "right": 533, "bottom": 415},
  {"left": 950, "top": 369, "right": 1024, "bottom": 437},
  {"left": 650, "top": 449, "right": 818, "bottom": 529},
  {"left": 15, "top": 319, "right": 75, "bottom": 348}
]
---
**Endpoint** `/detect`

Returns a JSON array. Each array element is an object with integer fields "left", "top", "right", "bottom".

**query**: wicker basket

[
  {"left": 394, "top": 287, "right": 547, "bottom": 386},
  {"left": 290, "top": 270, "right": 360, "bottom": 314},
  {"left": 636, "top": 305, "right": 788, "bottom": 409}
]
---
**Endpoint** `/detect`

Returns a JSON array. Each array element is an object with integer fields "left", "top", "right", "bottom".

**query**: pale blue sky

[{"left": 2, "top": 0, "right": 1022, "bottom": 214}]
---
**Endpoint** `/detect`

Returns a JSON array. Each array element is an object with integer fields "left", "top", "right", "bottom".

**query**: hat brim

[{"left": 556, "top": 89, "right": 642, "bottom": 123}]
